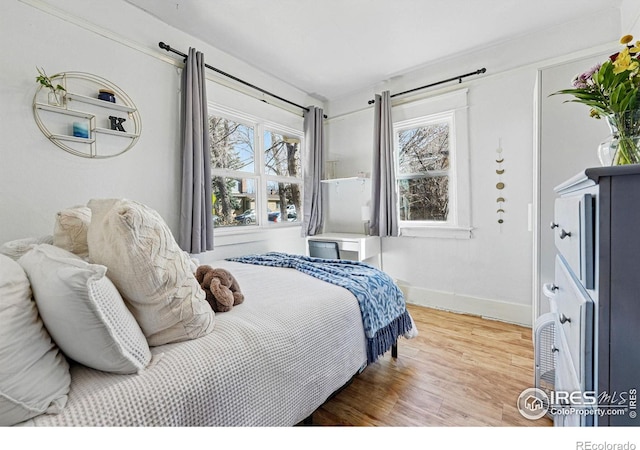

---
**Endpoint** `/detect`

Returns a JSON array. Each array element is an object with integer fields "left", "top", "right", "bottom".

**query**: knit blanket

[{"left": 227, "top": 252, "right": 414, "bottom": 364}]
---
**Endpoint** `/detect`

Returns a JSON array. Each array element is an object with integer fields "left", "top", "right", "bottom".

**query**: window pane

[
  {"left": 209, "top": 116, "right": 254, "bottom": 172},
  {"left": 212, "top": 177, "right": 256, "bottom": 227},
  {"left": 266, "top": 181, "right": 301, "bottom": 224},
  {"left": 264, "top": 131, "right": 301, "bottom": 177},
  {"left": 398, "top": 123, "right": 450, "bottom": 173},
  {"left": 399, "top": 176, "right": 449, "bottom": 221}
]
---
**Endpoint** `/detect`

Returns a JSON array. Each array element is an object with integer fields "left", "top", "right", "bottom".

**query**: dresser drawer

[
  {"left": 551, "top": 256, "right": 594, "bottom": 389},
  {"left": 554, "top": 323, "right": 587, "bottom": 426},
  {"left": 338, "top": 240, "right": 360, "bottom": 253},
  {"left": 553, "top": 194, "right": 594, "bottom": 289}
]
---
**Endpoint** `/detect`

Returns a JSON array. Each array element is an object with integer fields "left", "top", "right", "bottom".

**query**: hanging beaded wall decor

[{"left": 496, "top": 139, "right": 505, "bottom": 227}]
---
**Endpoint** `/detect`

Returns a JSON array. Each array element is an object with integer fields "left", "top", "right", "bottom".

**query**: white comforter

[{"left": 25, "top": 261, "right": 367, "bottom": 426}]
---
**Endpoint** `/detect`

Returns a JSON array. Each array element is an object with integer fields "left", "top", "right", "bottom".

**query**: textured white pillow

[
  {"left": 53, "top": 205, "right": 91, "bottom": 259},
  {"left": 87, "top": 198, "right": 214, "bottom": 346},
  {"left": 18, "top": 244, "right": 152, "bottom": 374},
  {"left": 0, "top": 254, "right": 70, "bottom": 426},
  {"left": 0, "top": 235, "right": 53, "bottom": 260}
]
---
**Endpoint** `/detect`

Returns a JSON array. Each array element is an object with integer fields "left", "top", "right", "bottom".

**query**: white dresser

[{"left": 540, "top": 166, "right": 640, "bottom": 427}]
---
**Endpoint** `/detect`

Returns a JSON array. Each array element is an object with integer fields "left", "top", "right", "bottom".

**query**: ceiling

[{"left": 126, "top": 0, "right": 618, "bottom": 101}]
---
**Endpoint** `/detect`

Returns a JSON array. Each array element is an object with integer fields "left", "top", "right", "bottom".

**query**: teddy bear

[{"left": 195, "top": 265, "right": 244, "bottom": 313}]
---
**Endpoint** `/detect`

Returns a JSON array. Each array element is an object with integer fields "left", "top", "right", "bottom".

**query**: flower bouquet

[{"left": 553, "top": 35, "right": 640, "bottom": 165}]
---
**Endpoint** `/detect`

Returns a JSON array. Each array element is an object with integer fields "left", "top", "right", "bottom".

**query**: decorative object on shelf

[
  {"left": 109, "top": 116, "right": 127, "bottom": 132},
  {"left": 361, "top": 205, "right": 371, "bottom": 236},
  {"left": 32, "top": 71, "right": 141, "bottom": 159},
  {"left": 35, "top": 67, "right": 66, "bottom": 107},
  {"left": 495, "top": 139, "right": 506, "bottom": 225},
  {"left": 325, "top": 160, "right": 338, "bottom": 179},
  {"left": 98, "top": 89, "right": 116, "bottom": 103},
  {"left": 72, "top": 121, "right": 89, "bottom": 139},
  {"left": 551, "top": 34, "right": 640, "bottom": 166}
]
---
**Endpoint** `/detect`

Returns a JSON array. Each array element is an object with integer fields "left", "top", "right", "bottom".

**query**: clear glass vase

[
  {"left": 598, "top": 109, "right": 640, "bottom": 166},
  {"left": 47, "top": 91, "right": 65, "bottom": 108}
]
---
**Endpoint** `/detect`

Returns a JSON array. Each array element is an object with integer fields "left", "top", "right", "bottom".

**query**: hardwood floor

[{"left": 313, "top": 304, "right": 553, "bottom": 426}]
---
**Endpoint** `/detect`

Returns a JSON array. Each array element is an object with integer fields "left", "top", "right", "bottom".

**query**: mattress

[{"left": 24, "top": 260, "right": 367, "bottom": 426}]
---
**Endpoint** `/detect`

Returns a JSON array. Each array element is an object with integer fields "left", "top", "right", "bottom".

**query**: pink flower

[{"left": 572, "top": 64, "right": 601, "bottom": 89}]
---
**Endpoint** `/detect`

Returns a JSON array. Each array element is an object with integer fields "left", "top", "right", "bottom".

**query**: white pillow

[
  {"left": 87, "top": 198, "right": 214, "bottom": 346},
  {"left": 0, "top": 235, "right": 53, "bottom": 260},
  {"left": 18, "top": 244, "right": 152, "bottom": 374},
  {"left": 53, "top": 205, "right": 91, "bottom": 259},
  {"left": 0, "top": 254, "right": 70, "bottom": 426}
]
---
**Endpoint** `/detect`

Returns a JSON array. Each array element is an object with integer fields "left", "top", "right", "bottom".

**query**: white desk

[{"left": 306, "top": 233, "right": 381, "bottom": 265}]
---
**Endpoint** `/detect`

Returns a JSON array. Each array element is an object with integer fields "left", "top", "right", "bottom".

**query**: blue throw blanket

[{"left": 227, "top": 252, "right": 413, "bottom": 364}]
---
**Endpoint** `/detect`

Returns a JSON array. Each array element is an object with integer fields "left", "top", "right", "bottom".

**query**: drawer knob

[
  {"left": 559, "top": 314, "right": 571, "bottom": 324},
  {"left": 550, "top": 222, "right": 559, "bottom": 229},
  {"left": 543, "top": 283, "right": 559, "bottom": 297},
  {"left": 560, "top": 229, "right": 572, "bottom": 239}
]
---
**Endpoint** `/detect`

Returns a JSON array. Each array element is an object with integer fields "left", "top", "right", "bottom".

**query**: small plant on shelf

[{"left": 36, "top": 67, "right": 66, "bottom": 106}]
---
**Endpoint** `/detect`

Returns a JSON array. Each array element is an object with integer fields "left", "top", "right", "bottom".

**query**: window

[
  {"left": 396, "top": 115, "right": 452, "bottom": 222},
  {"left": 393, "top": 89, "right": 471, "bottom": 238},
  {"left": 264, "top": 130, "right": 302, "bottom": 225},
  {"left": 208, "top": 107, "right": 303, "bottom": 228}
]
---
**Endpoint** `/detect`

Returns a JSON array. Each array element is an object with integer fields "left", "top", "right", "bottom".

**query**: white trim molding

[
  {"left": 399, "top": 226, "right": 472, "bottom": 239},
  {"left": 400, "top": 283, "right": 532, "bottom": 327}
]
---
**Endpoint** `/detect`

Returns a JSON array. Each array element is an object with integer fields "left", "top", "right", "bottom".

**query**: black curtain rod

[
  {"left": 159, "top": 42, "right": 326, "bottom": 118},
  {"left": 367, "top": 68, "right": 487, "bottom": 105}
]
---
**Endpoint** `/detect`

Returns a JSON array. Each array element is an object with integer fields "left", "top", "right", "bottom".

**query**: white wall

[
  {"left": 2, "top": 0, "right": 636, "bottom": 326},
  {"left": 0, "top": 0, "right": 316, "bottom": 258},
  {"left": 326, "top": 69, "right": 540, "bottom": 325},
  {"left": 622, "top": 0, "right": 640, "bottom": 36},
  {"left": 324, "top": 9, "right": 622, "bottom": 326}
]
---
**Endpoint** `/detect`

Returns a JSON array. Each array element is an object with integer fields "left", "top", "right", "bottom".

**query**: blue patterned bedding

[{"left": 227, "top": 252, "right": 414, "bottom": 364}]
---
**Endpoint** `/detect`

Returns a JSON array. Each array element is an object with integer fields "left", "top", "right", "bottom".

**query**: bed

[
  {"left": 22, "top": 258, "right": 404, "bottom": 426},
  {"left": 3, "top": 199, "right": 414, "bottom": 427}
]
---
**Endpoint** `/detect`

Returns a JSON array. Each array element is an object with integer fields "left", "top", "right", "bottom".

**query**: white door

[{"left": 533, "top": 52, "right": 609, "bottom": 320}]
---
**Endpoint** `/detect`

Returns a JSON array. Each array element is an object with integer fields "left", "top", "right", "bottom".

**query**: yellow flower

[
  {"left": 613, "top": 47, "right": 640, "bottom": 74},
  {"left": 631, "top": 41, "right": 640, "bottom": 53},
  {"left": 620, "top": 34, "right": 634, "bottom": 44}
]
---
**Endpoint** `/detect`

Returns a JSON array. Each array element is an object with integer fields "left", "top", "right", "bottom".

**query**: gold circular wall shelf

[{"left": 32, "top": 72, "right": 141, "bottom": 158}]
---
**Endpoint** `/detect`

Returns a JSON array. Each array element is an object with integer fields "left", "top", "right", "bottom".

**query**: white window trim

[
  {"left": 392, "top": 89, "right": 472, "bottom": 239},
  {"left": 208, "top": 103, "right": 304, "bottom": 235}
]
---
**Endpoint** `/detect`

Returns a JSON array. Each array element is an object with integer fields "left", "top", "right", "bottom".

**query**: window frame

[
  {"left": 208, "top": 104, "right": 304, "bottom": 233},
  {"left": 395, "top": 111, "right": 457, "bottom": 226},
  {"left": 392, "top": 89, "right": 471, "bottom": 239}
]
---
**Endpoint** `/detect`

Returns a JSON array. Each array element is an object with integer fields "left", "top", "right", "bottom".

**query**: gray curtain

[
  {"left": 178, "top": 48, "right": 213, "bottom": 253},
  {"left": 370, "top": 91, "right": 399, "bottom": 237},
  {"left": 302, "top": 106, "right": 325, "bottom": 236}
]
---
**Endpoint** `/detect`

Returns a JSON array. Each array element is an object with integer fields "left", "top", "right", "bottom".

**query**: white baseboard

[{"left": 399, "top": 283, "right": 532, "bottom": 327}]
